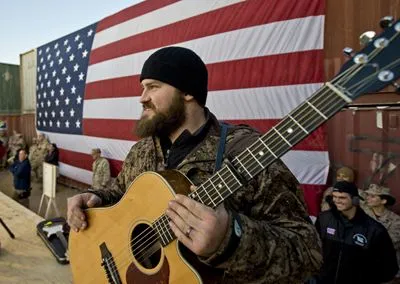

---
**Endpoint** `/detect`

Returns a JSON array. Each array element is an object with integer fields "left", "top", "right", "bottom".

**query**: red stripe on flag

[
  {"left": 301, "top": 184, "right": 327, "bottom": 216},
  {"left": 90, "top": 0, "right": 324, "bottom": 64},
  {"left": 59, "top": 148, "right": 122, "bottom": 177},
  {"left": 208, "top": 50, "right": 324, "bottom": 91},
  {"left": 96, "top": 0, "right": 179, "bottom": 33},
  {"left": 85, "top": 50, "right": 324, "bottom": 100},
  {"left": 82, "top": 118, "right": 326, "bottom": 151},
  {"left": 83, "top": 118, "right": 137, "bottom": 141}
]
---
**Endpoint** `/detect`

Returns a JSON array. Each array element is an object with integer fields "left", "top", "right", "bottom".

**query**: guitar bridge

[{"left": 100, "top": 242, "right": 122, "bottom": 284}]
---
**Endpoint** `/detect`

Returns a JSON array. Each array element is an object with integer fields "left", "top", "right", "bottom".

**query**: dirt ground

[{"left": 0, "top": 168, "right": 82, "bottom": 220}]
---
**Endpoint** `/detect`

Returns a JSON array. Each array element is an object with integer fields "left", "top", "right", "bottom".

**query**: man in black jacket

[
  {"left": 315, "top": 181, "right": 398, "bottom": 284},
  {"left": 9, "top": 149, "right": 31, "bottom": 207}
]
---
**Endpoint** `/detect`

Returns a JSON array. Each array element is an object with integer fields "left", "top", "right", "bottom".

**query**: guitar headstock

[{"left": 335, "top": 17, "right": 400, "bottom": 99}]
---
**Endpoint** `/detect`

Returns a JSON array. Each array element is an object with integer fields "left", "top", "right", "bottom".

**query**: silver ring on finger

[{"left": 185, "top": 226, "right": 193, "bottom": 238}]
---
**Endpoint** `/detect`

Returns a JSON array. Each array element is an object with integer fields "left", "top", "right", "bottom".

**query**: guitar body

[{"left": 69, "top": 170, "right": 223, "bottom": 284}]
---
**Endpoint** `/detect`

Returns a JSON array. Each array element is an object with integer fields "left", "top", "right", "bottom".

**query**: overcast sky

[{"left": 0, "top": 0, "right": 141, "bottom": 65}]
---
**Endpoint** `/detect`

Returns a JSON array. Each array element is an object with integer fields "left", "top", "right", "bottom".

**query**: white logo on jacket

[{"left": 353, "top": 233, "right": 368, "bottom": 247}]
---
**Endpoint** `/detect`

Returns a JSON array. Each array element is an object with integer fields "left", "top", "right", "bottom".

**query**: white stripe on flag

[
  {"left": 82, "top": 83, "right": 323, "bottom": 120},
  {"left": 92, "top": 0, "right": 245, "bottom": 49},
  {"left": 60, "top": 162, "right": 93, "bottom": 186},
  {"left": 87, "top": 16, "right": 324, "bottom": 83},
  {"left": 282, "top": 150, "right": 329, "bottom": 185},
  {"left": 42, "top": 131, "right": 134, "bottom": 161},
  {"left": 59, "top": 149, "right": 328, "bottom": 186}
]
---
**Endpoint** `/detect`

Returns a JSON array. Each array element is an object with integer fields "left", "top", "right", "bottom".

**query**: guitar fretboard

[{"left": 153, "top": 82, "right": 350, "bottom": 246}]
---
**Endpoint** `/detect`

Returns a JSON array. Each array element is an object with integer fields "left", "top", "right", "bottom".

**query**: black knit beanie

[
  {"left": 140, "top": 46, "right": 208, "bottom": 106},
  {"left": 333, "top": 181, "right": 360, "bottom": 198}
]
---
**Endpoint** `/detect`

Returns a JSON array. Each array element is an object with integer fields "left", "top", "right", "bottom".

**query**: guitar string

[
  {"left": 101, "top": 29, "right": 398, "bottom": 279},
  {"left": 348, "top": 58, "right": 400, "bottom": 95}
]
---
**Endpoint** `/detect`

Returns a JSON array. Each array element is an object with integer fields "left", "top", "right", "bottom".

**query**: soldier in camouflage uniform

[
  {"left": 7, "top": 130, "right": 26, "bottom": 165},
  {"left": 364, "top": 184, "right": 400, "bottom": 282},
  {"left": 32, "top": 133, "right": 49, "bottom": 180},
  {"left": 91, "top": 148, "right": 111, "bottom": 190},
  {"left": 29, "top": 137, "right": 40, "bottom": 180},
  {"left": 0, "top": 122, "right": 8, "bottom": 169},
  {"left": 67, "top": 47, "right": 322, "bottom": 283}
]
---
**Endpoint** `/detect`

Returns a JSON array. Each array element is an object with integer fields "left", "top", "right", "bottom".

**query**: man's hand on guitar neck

[
  {"left": 166, "top": 186, "right": 230, "bottom": 257},
  {"left": 67, "top": 193, "right": 102, "bottom": 232}
]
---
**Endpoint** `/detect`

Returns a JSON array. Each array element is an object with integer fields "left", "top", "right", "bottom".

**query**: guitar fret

[
  {"left": 306, "top": 101, "right": 328, "bottom": 120},
  {"left": 193, "top": 190, "right": 204, "bottom": 204},
  {"left": 234, "top": 157, "right": 253, "bottom": 179},
  {"left": 325, "top": 82, "right": 352, "bottom": 103},
  {"left": 200, "top": 186, "right": 216, "bottom": 207},
  {"left": 209, "top": 178, "right": 224, "bottom": 202},
  {"left": 225, "top": 166, "right": 242, "bottom": 188},
  {"left": 217, "top": 172, "right": 232, "bottom": 193},
  {"left": 259, "top": 137, "right": 277, "bottom": 158},
  {"left": 288, "top": 115, "right": 309, "bottom": 134},
  {"left": 246, "top": 148, "right": 264, "bottom": 169},
  {"left": 273, "top": 127, "right": 292, "bottom": 147}
]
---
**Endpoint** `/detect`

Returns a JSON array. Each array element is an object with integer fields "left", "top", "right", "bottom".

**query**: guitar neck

[
  {"left": 154, "top": 82, "right": 350, "bottom": 246},
  {"left": 192, "top": 83, "right": 349, "bottom": 207}
]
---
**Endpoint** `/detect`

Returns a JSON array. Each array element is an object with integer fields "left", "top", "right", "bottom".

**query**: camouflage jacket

[
  {"left": 92, "top": 157, "right": 111, "bottom": 190},
  {"left": 37, "top": 141, "right": 49, "bottom": 160},
  {"left": 29, "top": 144, "right": 41, "bottom": 166},
  {"left": 0, "top": 135, "right": 8, "bottom": 147},
  {"left": 8, "top": 135, "right": 26, "bottom": 156},
  {"left": 365, "top": 208, "right": 400, "bottom": 277},
  {"left": 91, "top": 113, "right": 322, "bottom": 283}
]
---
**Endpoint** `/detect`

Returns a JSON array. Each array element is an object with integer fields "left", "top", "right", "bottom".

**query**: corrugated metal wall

[
  {"left": 325, "top": 0, "right": 400, "bottom": 213},
  {"left": 20, "top": 50, "right": 37, "bottom": 114}
]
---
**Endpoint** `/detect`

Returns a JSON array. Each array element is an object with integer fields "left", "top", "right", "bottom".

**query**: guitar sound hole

[{"left": 131, "top": 223, "right": 162, "bottom": 269}]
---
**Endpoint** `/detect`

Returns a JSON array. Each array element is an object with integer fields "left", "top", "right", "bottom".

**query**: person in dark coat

[
  {"left": 9, "top": 149, "right": 31, "bottom": 206},
  {"left": 44, "top": 143, "right": 59, "bottom": 166},
  {"left": 315, "top": 181, "right": 398, "bottom": 284}
]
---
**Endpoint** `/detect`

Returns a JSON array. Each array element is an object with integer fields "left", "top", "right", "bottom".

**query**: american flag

[{"left": 36, "top": 0, "right": 328, "bottom": 215}]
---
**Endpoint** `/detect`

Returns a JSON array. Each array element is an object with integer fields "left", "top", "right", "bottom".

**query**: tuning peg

[
  {"left": 342, "top": 47, "right": 354, "bottom": 58},
  {"left": 378, "top": 70, "right": 394, "bottom": 82},
  {"left": 359, "top": 31, "right": 376, "bottom": 46},
  {"left": 380, "top": 16, "right": 394, "bottom": 29}
]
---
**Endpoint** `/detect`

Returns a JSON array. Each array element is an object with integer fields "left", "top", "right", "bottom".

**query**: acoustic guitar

[{"left": 69, "top": 18, "right": 400, "bottom": 283}]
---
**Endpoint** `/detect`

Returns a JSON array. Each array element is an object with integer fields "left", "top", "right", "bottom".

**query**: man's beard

[{"left": 135, "top": 92, "right": 186, "bottom": 138}]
